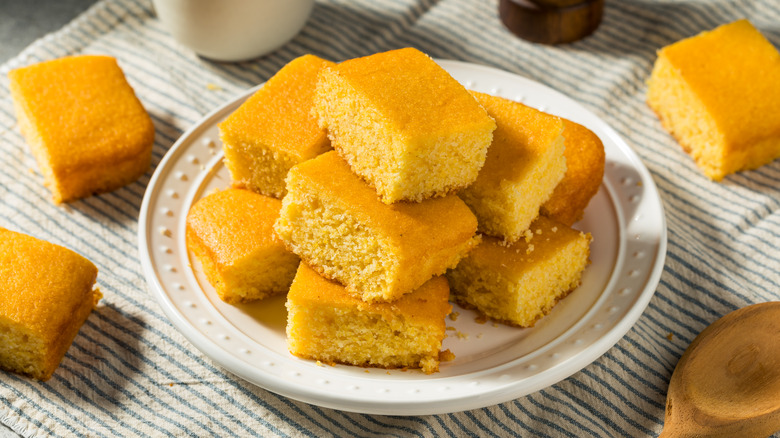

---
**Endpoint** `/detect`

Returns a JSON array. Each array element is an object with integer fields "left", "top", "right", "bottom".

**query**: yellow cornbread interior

[
  {"left": 220, "top": 54, "right": 334, "bottom": 198},
  {"left": 274, "top": 151, "right": 480, "bottom": 302},
  {"left": 647, "top": 19, "right": 780, "bottom": 180},
  {"left": 186, "top": 188, "right": 299, "bottom": 304},
  {"left": 540, "top": 120, "right": 605, "bottom": 226},
  {"left": 314, "top": 47, "right": 496, "bottom": 203},
  {"left": 286, "top": 264, "right": 451, "bottom": 374},
  {"left": 447, "top": 216, "right": 591, "bottom": 327},
  {"left": 459, "top": 92, "right": 566, "bottom": 242},
  {"left": 8, "top": 55, "right": 155, "bottom": 204},
  {"left": 0, "top": 228, "right": 101, "bottom": 380}
]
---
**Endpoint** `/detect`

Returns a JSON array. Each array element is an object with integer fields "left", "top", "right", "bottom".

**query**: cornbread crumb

[
  {"left": 646, "top": 19, "right": 780, "bottom": 180},
  {"left": 220, "top": 55, "right": 334, "bottom": 198},
  {"left": 0, "top": 228, "right": 101, "bottom": 380},
  {"left": 275, "top": 151, "right": 479, "bottom": 302},
  {"left": 439, "top": 349, "right": 456, "bottom": 362},
  {"left": 186, "top": 188, "right": 299, "bottom": 304},
  {"left": 447, "top": 216, "right": 591, "bottom": 327},
  {"left": 449, "top": 312, "right": 460, "bottom": 321},
  {"left": 8, "top": 55, "right": 155, "bottom": 204},
  {"left": 286, "top": 264, "right": 451, "bottom": 374},
  {"left": 314, "top": 48, "right": 496, "bottom": 203},
  {"left": 459, "top": 92, "right": 566, "bottom": 242}
]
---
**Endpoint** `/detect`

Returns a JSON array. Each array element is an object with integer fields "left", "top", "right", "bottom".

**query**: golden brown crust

[
  {"left": 219, "top": 55, "right": 334, "bottom": 197},
  {"left": 462, "top": 91, "right": 567, "bottom": 240},
  {"left": 286, "top": 264, "right": 449, "bottom": 374},
  {"left": 645, "top": 19, "right": 780, "bottom": 180},
  {"left": 451, "top": 284, "right": 580, "bottom": 328},
  {"left": 0, "top": 228, "right": 100, "bottom": 380},
  {"left": 8, "top": 55, "right": 154, "bottom": 203},
  {"left": 314, "top": 48, "right": 495, "bottom": 204},
  {"left": 275, "top": 151, "right": 479, "bottom": 302},
  {"left": 540, "top": 120, "right": 605, "bottom": 226},
  {"left": 185, "top": 188, "right": 299, "bottom": 304}
]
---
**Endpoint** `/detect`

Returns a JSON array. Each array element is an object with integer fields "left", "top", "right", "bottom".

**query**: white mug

[{"left": 153, "top": 0, "right": 314, "bottom": 61}]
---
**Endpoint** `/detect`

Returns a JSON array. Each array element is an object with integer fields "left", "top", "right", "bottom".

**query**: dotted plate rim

[{"left": 138, "top": 60, "right": 667, "bottom": 415}]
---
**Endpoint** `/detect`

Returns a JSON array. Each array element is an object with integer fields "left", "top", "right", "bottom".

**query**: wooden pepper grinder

[{"left": 499, "top": 0, "right": 604, "bottom": 45}]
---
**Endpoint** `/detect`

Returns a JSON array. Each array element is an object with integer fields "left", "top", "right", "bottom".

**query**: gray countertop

[
  {"left": 1, "top": 3, "right": 99, "bottom": 436},
  {"left": 0, "top": 0, "right": 99, "bottom": 64}
]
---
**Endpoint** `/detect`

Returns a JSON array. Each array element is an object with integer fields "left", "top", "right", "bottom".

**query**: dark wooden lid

[{"left": 499, "top": 0, "right": 604, "bottom": 45}]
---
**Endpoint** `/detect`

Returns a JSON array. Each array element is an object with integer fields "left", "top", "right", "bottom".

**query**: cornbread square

[
  {"left": 314, "top": 48, "right": 496, "bottom": 203},
  {"left": 8, "top": 55, "right": 155, "bottom": 204},
  {"left": 459, "top": 92, "right": 566, "bottom": 242},
  {"left": 540, "top": 120, "right": 605, "bottom": 226},
  {"left": 0, "top": 228, "right": 101, "bottom": 380},
  {"left": 647, "top": 19, "right": 780, "bottom": 180},
  {"left": 219, "top": 55, "right": 334, "bottom": 198},
  {"left": 286, "top": 263, "right": 451, "bottom": 374},
  {"left": 274, "top": 151, "right": 480, "bottom": 302},
  {"left": 186, "top": 188, "right": 300, "bottom": 304},
  {"left": 446, "top": 216, "right": 591, "bottom": 327}
]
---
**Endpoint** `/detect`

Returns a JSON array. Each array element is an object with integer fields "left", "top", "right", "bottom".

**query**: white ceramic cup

[{"left": 152, "top": 0, "right": 314, "bottom": 62}]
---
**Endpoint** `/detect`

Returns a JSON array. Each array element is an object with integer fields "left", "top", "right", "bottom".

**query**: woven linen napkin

[{"left": 1, "top": 0, "right": 779, "bottom": 436}]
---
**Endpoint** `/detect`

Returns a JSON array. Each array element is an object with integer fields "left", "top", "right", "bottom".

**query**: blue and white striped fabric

[{"left": 1, "top": 0, "right": 779, "bottom": 436}]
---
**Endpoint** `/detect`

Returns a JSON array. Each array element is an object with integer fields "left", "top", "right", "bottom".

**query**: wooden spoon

[{"left": 660, "top": 302, "right": 780, "bottom": 438}]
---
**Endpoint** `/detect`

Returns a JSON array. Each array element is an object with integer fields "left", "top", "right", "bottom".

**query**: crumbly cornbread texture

[
  {"left": 647, "top": 19, "right": 780, "bottom": 180},
  {"left": 8, "top": 55, "right": 154, "bottom": 204},
  {"left": 274, "top": 151, "right": 480, "bottom": 302},
  {"left": 314, "top": 47, "right": 496, "bottom": 203},
  {"left": 540, "top": 120, "right": 605, "bottom": 226},
  {"left": 446, "top": 216, "right": 591, "bottom": 327},
  {"left": 220, "top": 54, "right": 334, "bottom": 198},
  {"left": 286, "top": 263, "right": 451, "bottom": 374},
  {"left": 459, "top": 92, "right": 566, "bottom": 242},
  {"left": 0, "top": 228, "right": 101, "bottom": 380},
  {"left": 186, "top": 188, "right": 300, "bottom": 304}
]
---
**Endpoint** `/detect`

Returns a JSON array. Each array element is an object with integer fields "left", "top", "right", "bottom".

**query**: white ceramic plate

[{"left": 138, "top": 60, "right": 667, "bottom": 415}]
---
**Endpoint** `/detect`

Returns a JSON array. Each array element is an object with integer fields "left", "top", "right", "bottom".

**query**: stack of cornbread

[{"left": 187, "top": 48, "right": 604, "bottom": 373}]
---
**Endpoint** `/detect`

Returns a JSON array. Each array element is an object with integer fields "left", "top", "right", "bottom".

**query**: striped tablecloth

[{"left": 1, "top": 0, "right": 779, "bottom": 436}]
